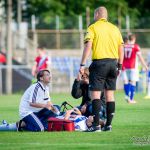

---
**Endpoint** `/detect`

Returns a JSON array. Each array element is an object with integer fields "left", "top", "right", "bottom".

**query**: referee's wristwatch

[
  {"left": 80, "top": 64, "right": 85, "bottom": 67},
  {"left": 117, "top": 63, "right": 122, "bottom": 70}
]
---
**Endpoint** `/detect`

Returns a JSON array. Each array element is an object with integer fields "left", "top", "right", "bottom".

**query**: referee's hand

[
  {"left": 117, "top": 63, "right": 122, "bottom": 76},
  {"left": 117, "top": 70, "right": 122, "bottom": 76}
]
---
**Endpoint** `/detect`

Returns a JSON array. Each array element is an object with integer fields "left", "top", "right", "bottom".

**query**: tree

[{"left": 1, "top": 0, "right": 150, "bottom": 29}]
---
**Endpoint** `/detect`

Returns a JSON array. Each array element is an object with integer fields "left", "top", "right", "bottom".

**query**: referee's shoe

[
  {"left": 85, "top": 125, "right": 101, "bottom": 132},
  {"left": 102, "top": 125, "right": 112, "bottom": 131}
]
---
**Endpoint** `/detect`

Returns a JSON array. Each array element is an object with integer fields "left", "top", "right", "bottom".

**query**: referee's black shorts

[{"left": 89, "top": 58, "right": 118, "bottom": 91}]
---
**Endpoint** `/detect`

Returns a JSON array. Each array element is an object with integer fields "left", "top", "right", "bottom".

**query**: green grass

[{"left": 0, "top": 91, "right": 150, "bottom": 150}]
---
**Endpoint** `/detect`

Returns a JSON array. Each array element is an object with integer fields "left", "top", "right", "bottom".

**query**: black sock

[
  {"left": 92, "top": 99, "right": 101, "bottom": 126},
  {"left": 106, "top": 101, "right": 115, "bottom": 126}
]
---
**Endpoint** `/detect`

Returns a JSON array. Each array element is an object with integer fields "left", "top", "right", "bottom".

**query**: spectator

[{"left": 71, "top": 67, "right": 106, "bottom": 119}]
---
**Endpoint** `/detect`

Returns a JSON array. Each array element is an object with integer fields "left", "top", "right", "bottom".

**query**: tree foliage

[{"left": 1, "top": 0, "right": 150, "bottom": 29}]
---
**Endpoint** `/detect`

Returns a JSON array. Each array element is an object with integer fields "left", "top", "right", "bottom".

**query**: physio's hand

[
  {"left": 51, "top": 105, "right": 60, "bottom": 115},
  {"left": 45, "top": 103, "right": 52, "bottom": 110},
  {"left": 76, "top": 72, "right": 82, "bottom": 81}
]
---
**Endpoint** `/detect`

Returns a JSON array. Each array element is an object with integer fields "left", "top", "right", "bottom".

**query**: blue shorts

[{"left": 22, "top": 108, "right": 58, "bottom": 131}]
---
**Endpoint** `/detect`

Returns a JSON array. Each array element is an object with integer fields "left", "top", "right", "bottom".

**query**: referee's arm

[
  {"left": 118, "top": 44, "right": 124, "bottom": 65},
  {"left": 79, "top": 41, "right": 92, "bottom": 74},
  {"left": 81, "top": 41, "right": 92, "bottom": 65}
]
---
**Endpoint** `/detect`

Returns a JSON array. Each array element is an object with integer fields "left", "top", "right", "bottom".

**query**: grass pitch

[{"left": 0, "top": 91, "right": 150, "bottom": 150}]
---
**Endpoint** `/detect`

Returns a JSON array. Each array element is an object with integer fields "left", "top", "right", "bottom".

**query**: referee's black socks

[
  {"left": 106, "top": 101, "right": 115, "bottom": 126},
  {"left": 92, "top": 99, "right": 101, "bottom": 127}
]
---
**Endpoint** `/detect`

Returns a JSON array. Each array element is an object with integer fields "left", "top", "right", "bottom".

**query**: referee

[{"left": 79, "top": 6, "right": 124, "bottom": 132}]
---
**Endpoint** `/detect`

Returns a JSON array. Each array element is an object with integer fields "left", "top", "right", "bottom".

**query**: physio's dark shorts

[{"left": 89, "top": 58, "right": 118, "bottom": 91}]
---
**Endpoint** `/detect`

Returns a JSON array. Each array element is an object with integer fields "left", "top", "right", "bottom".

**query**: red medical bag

[{"left": 48, "top": 117, "right": 75, "bottom": 132}]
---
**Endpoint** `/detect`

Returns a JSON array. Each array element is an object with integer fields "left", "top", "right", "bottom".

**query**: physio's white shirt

[{"left": 19, "top": 81, "right": 50, "bottom": 119}]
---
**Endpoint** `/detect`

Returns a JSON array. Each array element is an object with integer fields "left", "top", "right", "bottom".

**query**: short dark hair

[
  {"left": 37, "top": 69, "right": 50, "bottom": 81},
  {"left": 123, "top": 36, "right": 128, "bottom": 43},
  {"left": 129, "top": 34, "right": 136, "bottom": 41},
  {"left": 37, "top": 46, "right": 44, "bottom": 50}
]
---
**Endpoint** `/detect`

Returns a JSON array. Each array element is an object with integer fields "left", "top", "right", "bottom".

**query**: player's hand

[
  {"left": 67, "top": 109, "right": 74, "bottom": 114},
  {"left": 80, "top": 105, "right": 87, "bottom": 114},
  {"left": 145, "top": 65, "right": 149, "bottom": 72},
  {"left": 73, "top": 107, "right": 81, "bottom": 115},
  {"left": 73, "top": 107, "right": 79, "bottom": 112}
]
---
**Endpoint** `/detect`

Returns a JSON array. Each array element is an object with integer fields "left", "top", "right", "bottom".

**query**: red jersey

[
  {"left": 0, "top": 53, "right": 6, "bottom": 63},
  {"left": 35, "top": 56, "right": 49, "bottom": 72},
  {"left": 122, "top": 43, "right": 140, "bottom": 70}
]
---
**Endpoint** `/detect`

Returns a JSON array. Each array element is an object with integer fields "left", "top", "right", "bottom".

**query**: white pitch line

[{"left": 0, "top": 143, "right": 148, "bottom": 146}]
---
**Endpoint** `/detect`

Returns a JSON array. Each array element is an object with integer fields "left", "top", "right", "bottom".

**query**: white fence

[
  {"left": 0, "top": 63, "right": 75, "bottom": 94},
  {"left": 0, "top": 62, "right": 148, "bottom": 94}
]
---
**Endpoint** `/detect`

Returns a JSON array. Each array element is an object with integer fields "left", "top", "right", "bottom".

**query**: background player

[
  {"left": 32, "top": 47, "right": 51, "bottom": 83},
  {"left": 122, "top": 34, "right": 148, "bottom": 103}
]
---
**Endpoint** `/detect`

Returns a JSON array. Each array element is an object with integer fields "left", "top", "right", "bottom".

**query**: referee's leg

[
  {"left": 105, "top": 90, "right": 115, "bottom": 128},
  {"left": 91, "top": 91, "right": 102, "bottom": 127},
  {"left": 103, "top": 60, "right": 117, "bottom": 131},
  {"left": 88, "top": 60, "right": 104, "bottom": 131}
]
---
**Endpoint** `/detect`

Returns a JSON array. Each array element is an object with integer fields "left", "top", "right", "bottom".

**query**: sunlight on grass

[{"left": 0, "top": 91, "right": 150, "bottom": 150}]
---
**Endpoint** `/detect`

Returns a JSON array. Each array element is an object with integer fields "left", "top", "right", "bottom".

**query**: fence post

[
  {"left": 126, "top": 15, "right": 130, "bottom": 35},
  {"left": 25, "top": 41, "right": 29, "bottom": 65},
  {"left": 79, "top": 15, "right": 84, "bottom": 51},
  {"left": 56, "top": 15, "right": 60, "bottom": 49},
  {"left": 33, "top": 31, "right": 37, "bottom": 56},
  {"left": 0, "top": 65, "right": 2, "bottom": 94},
  {"left": 6, "top": 0, "right": 13, "bottom": 94},
  {"left": 56, "top": 15, "right": 60, "bottom": 30},
  {"left": 56, "top": 30, "right": 60, "bottom": 49},
  {"left": 86, "top": 7, "right": 90, "bottom": 28},
  {"left": 80, "top": 30, "right": 84, "bottom": 51}
]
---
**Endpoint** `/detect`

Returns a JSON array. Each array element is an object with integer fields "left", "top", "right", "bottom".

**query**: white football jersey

[
  {"left": 71, "top": 115, "right": 88, "bottom": 131},
  {"left": 19, "top": 81, "right": 50, "bottom": 119},
  {"left": 57, "top": 115, "right": 88, "bottom": 131}
]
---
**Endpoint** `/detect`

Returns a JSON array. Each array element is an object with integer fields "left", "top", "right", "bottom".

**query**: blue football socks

[
  {"left": 130, "top": 85, "right": 135, "bottom": 101},
  {"left": 124, "top": 83, "right": 131, "bottom": 97}
]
